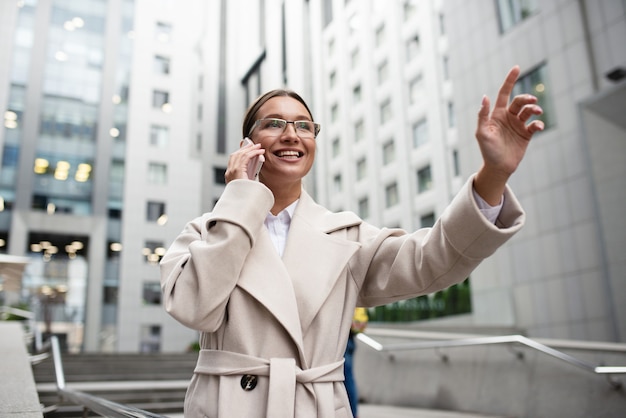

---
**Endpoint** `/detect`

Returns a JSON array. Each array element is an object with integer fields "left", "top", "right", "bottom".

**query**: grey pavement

[
  {"left": 358, "top": 404, "right": 506, "bottom": 417},
  {"left": 167, "top": 404, "right": 505, "bottom": 418},
  {"left": 36, "top": 381, "right": 506, "bottom": 418}
]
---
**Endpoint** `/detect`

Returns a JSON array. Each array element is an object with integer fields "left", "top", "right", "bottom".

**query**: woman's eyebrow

[{"left": 261, "top": 113, "right": 312, "bottom": 121}]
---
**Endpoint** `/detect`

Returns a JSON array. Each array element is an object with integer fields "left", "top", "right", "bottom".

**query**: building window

[
  {"left": 140, "top": 325, "right": 161, "bottom": 353},
  {"left": 378, "top": 61, "right": 388, "bottom": 85},
  {"left": 143, "top": 240, "right": 165, "bottom": 264},
  {"left": 382, "top": 140, "right": 395, "bottom": 165},
  {"left": 333, "top": 173, "right": 342, "bottom": 193},
  {"left": 147, "top": 162, "right": 167, "bottom": 184},
  {"left": 385, "top": 182, "right": 399, "bottom": 208},
  {"left": 513, "top": 63, "right": 553, "bottom": 129},
  {"left": 375, "top": 25, "right": 385, "bottom": 48},
  {"left": 403, "top": 0, "right": 417, "bottom": 21},
  {"left": 356, "top": 157, "right": 367, "bottom": 180},
  {"left": 452, "top": 149, "right": 460, "bottom": 176},
  {"left": 412, "top": 118, "right": 428, "bottom": 148},
  {"left": 420, "top": 212, "right": 436, "bottom": 228},
  {"left": 380, "top": 100, "right": 392, "bottom": 125},
  {"left": 332, "top": 138, "right": 341, "bottom": 158},
  {"left": 406, "top": 35, "right": 419, "bottom": 62},
  {"left": 109, "top": 159, "right": 124, "bottom": 200},
  {"left": 447, "top": 101, "right": 455, "bottom": 128},
  {"left": 146, "top": 201, "right": 166, "bottom": 223},
  {"left": 409, "top": 74, "right": 423, "bottom": 105},
  {"left": 214, "top": 167, "right": 226, "bottom": 185},
  {"left": 348, "top": 12, "right": 359, "bottom": 36},
  {"left": 153, "top": 55, "right": 170, "bottom": 74},
  {"left": 352, "top": 84, "right": 362, "bottom": 103},
  {"left": 442, "top": 56, "right": 449, "bottom": 80},
  {"left": 103, "top": 285, "right": 118, "bottom": 305},
  {"left": 142, "top": 282, "right": 161, "bottom": 305},
  {"left": 417, "top": 165, "right": 432, "bottom": 193},
  {"left": 323, "top": 0, "right": 333, "bottom": 28},
  {"left": 155, "top": 22, "right": 172, "bottom": 43},
  {"left": 351, "top": 48, "right": 360, "bottom": 69},
  {"left": 331, "top": 104, "right": 339, "bottom": 123},
  {"left": 358, "top": 197, "right": 369, "bottom": 219},
  {"left": 354, "top": 120, "right": 364, "bottom": 142},
  {"left": 496, "top": 0, "right": 539, "bottom": 33},
  {"left": 329, "top": 70, "right": 336, "bottom": 88},
  {"left": 439, "top": 12, "right": 446, "bottom": 35},
  {"left": 152, "top": 90, "right": 169, "bottom": 108},
  {"left": 150, "top": 125, "right": 168, "bottom": 147}
]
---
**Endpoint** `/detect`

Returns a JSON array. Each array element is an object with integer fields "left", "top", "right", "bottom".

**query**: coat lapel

[
  {"left": 236, "top": 189, "right": 362, "bottom": 360},
  {"left": 282, "top": 190, "right": 362, "bottom": 334},
  {"left": 237, "top": 228, "right": 305, "bottom": 355}
]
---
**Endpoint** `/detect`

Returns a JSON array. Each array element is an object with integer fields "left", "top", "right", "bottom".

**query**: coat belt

[{"left": 195, "top": 349, "right": 345, "bottom": 418}]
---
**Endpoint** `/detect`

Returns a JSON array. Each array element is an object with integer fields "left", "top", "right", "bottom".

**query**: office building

[{"left": 0, "top": 0, "right": 623, "bottom": 353}]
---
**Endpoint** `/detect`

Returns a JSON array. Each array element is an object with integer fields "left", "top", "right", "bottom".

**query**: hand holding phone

[{"left": 242, "top": 137, "right": 264, "bottom": 181}]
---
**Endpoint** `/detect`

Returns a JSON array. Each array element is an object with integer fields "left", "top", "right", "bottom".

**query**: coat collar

[{"left": 237, "top": 189, "right": 362, "bottom": 362}]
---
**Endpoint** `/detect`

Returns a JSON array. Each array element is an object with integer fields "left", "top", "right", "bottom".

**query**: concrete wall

[
  {"left": 0, "top": 322, "right": 43, "bottom": 418},
  {"left": 354, "top": 327, "right": 626, "bottom": 417}
]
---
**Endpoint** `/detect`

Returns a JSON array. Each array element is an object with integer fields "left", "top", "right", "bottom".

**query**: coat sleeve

[
  {"left": 354, "top": 175, "right": 525, "bottom": 307},
  {"left": 159, "top": 180, "right": 274, "bottom": 332}
]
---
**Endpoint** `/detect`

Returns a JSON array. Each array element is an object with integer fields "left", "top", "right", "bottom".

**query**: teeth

[{"left": 277, "top": 151, "right": 300, "bottom": 158}]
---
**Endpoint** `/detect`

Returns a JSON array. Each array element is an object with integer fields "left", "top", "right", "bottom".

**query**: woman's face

[{"left": 248, "top": 96, "right": 317, "bottom": 187}]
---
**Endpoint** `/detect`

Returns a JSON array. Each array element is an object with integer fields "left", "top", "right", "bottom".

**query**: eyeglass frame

[{"left": 248, "top": 118, "right": 321, "bottom": 139}]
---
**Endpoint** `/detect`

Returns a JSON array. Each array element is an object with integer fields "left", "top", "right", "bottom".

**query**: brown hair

[{"left": 242, "top": 89, "right": 315, "bottom": 138}]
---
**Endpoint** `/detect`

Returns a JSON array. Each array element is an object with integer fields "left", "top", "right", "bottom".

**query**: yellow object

[{"left": 351, "top": 307, "right": 368, "bottom": 334}]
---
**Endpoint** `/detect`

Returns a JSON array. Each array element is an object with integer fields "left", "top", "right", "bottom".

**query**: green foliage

[
  {"left": 369, "top": 278, "right": 472, "bottom": 322},
  {"left": 0, "top": 302, "right": 31, "bottom": 321}
]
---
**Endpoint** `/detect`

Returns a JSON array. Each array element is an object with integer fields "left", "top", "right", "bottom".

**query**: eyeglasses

[{"left": 249, "top": 118, "right": 321, "bottom": 139}]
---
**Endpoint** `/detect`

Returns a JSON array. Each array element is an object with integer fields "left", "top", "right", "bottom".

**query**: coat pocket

[
  {"left": 184, "top": 373, "right": 219, "bottom": 417},
  {"left": 217, "top": 375, "right": 269, "bottom": 417}
]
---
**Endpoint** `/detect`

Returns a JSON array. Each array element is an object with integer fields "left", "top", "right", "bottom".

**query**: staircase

[{"left": 32, "top": 351, "right": 197, "bottom": 417}]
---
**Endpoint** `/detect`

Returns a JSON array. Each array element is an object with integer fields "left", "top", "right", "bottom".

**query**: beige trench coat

[{"left": 160, "top": 175, "right": 524, "bottom": 418}]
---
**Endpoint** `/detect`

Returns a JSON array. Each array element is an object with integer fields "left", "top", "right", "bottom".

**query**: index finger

[{"left": 494, "top": 65, "right": 521, "bottom": 110}]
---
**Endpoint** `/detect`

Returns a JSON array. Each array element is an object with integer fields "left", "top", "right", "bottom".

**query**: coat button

[{"left": 240, "top": 374, "right": 258, "bottom": 391}]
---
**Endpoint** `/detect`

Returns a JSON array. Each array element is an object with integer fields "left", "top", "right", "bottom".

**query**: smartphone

[{"left": 242, "top": 137, "right": 264, "bottom": 181}]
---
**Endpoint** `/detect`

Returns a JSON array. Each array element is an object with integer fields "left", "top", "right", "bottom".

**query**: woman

[{"left": 160, "top": 66, "right": 544, "bottom": 418}]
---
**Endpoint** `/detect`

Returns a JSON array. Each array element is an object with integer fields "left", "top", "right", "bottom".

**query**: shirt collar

[{"left": 266, "top": 199, "right": 299, "bottom": 222}]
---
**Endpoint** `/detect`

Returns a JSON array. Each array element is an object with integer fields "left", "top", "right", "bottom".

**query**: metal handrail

[
  {"left": 0, "top": 305, "right": 35, "bottom": 320},
  {"left": 43, "top": 336, "right": 171, "bottom": 418},
  {"left": 357, "top": 331, "right": 626, "bottom": 389}
]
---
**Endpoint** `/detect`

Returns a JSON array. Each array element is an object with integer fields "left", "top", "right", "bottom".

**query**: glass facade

[
  {"left": 1, "top": 0, "right": 135, "bottom": 351},
  {"left": 32, "top": 0, "right": 108, "bottom": 215},
  {"left": 1, "top": 2, "right": 37, "bottom": 236}
]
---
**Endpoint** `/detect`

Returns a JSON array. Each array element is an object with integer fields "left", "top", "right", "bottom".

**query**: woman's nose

[{"left": 281, "top": 122, "right": 300, "bottom": 140}]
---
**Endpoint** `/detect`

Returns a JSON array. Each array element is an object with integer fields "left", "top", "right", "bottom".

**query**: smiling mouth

[{"left": 275, "top": 150, "right": 303, "bottom": 159}]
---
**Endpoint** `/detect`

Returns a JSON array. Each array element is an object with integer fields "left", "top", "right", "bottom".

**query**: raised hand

[{"left": 473, "top": 65, "right": 544, "bottom": 205}]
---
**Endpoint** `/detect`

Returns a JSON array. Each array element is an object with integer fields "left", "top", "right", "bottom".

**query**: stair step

[{"left": 33, "top": 353, "right": 196, "bottom": 417}]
